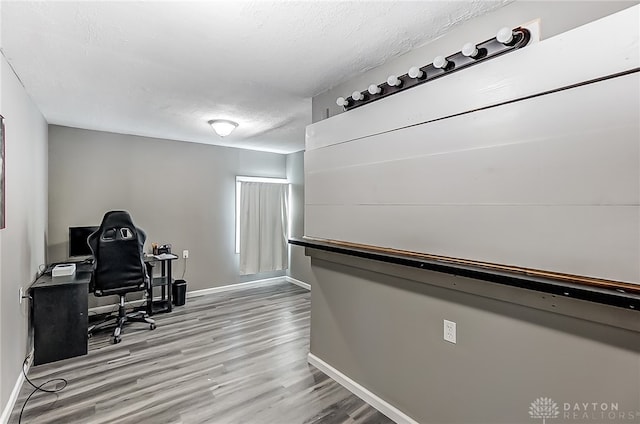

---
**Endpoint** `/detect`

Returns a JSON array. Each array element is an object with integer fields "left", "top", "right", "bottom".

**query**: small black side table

[{"left": 144, "top": 254, "right": 178, "bottom": 315}]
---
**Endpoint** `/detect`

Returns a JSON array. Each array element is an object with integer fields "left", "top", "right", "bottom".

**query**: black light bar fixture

[{"left": 336, "top": 27, "right": 531, "bottom": 111}]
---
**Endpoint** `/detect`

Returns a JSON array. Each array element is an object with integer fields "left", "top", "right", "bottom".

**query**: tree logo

[{"left": 529, "top": 397, "right": 560, "bottom": 424}]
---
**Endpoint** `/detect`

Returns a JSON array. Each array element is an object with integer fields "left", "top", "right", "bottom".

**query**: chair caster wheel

[
  {"left": 150, "top": 324, "right": 156, "bottom": 330},
  {"left": 113, "top": 336, "right": 121, "bottom": 344}
]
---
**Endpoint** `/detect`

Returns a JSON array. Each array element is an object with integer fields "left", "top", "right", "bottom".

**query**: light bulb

[
  {"left": 368, "top": 84, "right": 381, "bottom": 95},
  {"left": 208, "top": 119, "right": 238, "bottom": 137},
  {"left": 352, "top": 91, "right": 364, "bottom": 101},
  {"left": 433, "top": 56, "right": 448, "bottom": 69},
  {"left": 461, "top": 42, "right": 478, "bottom": 58},
  {"left": 387, "top": 75, "right": 402, "bottom": 87},
  {"left": 408, "top": 66, "right": 424, "bottom": 79},
  {"left": 336, "top": 97, "right": 349, "bottom": 107},
  {"left": 496, "top": 27, "right": 514, "bottom": 44}
]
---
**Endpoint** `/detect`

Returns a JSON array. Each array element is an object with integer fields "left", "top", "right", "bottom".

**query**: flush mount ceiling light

[{"left": 208, "top": 119, "right": 238, "bottom": 137}]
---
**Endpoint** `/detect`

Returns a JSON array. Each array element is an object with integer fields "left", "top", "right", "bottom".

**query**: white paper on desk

[
  {"left": 154, "top": 253, "right": 178, "bottom": 260},
  {"left": 52, "top": 263, "right": 76, "bottom": 277}
]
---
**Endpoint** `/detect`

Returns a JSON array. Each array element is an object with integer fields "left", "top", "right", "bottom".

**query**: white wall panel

[
  {"left": 307, "top": 131, "right": 637, "bottom": 206},
  {"left": 304, "top": 7, "right": 640, "bottom": 284},
  {"left": 305, "top": 72, "right": 639, "bottom": 173},
  {"left": 306, "top": 204, "right": 639, "bottom": 283},
  {"left": 306, "top": 74, "right": 639, "bottom": 207},
  {"left": 306, "top": 5, "right": 639, "bottom": 151}
]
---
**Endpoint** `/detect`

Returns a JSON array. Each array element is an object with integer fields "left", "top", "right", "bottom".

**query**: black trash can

[{"left": 172, "top": 279, "right": 187, "bottom": 306}]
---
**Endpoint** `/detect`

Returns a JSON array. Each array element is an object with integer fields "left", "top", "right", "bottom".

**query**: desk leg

[
  {"left": 160, "top": 260, "right": 166, "bottom": 304},
  {"left": 167, "top": 260, "right": 173, "bottom": 312}
]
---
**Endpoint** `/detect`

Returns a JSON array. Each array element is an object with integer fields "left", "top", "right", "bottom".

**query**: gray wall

[
  {"left": 286, "top": 151, "right": 314, "bottom": 285},
  {"left": 48, "top": 126, "right": 287, "bottom": 307},
  {"left": 310, "top": 253, "right": 640, "bottom": 423},
  {"left": 307, "top": 1, "right": 640, "bottom": 423},
  {"left": 0, "top": 55, "right": 48, "bottom": 415}
]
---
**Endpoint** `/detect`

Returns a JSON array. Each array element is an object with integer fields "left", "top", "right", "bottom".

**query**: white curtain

[{"left": 239, "top": 182, "right": 289, "bottom": 275}]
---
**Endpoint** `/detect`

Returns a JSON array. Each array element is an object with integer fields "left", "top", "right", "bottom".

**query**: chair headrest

[{"left": 99, "top": 210, "right": 136, "bottom": 229}]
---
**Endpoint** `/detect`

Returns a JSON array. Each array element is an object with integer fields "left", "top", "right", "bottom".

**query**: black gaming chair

[{"left": 87, "top": 210, "right": 155, "bottom": 344}]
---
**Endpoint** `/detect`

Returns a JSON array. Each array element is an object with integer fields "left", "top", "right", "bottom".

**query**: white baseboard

[
  {"left": 1, "top": 350, "right": 34, "bottom": 424},
  {"left": 307, "top": 353, "right": 419, "bottom": 424},
  {"left": 186, "top": 276, "right": 287, "bottom": 298},
  {"left": 286, "top": 276, "right": 311, "bottom": 290},
  {"left": 89, "top": 276, "right": 305, "bottom": 313}
]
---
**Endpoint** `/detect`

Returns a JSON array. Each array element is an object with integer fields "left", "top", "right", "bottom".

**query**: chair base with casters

[{"left": 88, "top": 294, "right": 156, "bottom": 344}]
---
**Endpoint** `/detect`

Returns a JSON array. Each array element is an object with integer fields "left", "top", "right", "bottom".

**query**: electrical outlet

[
  {"left": 444, "top": 319, "right": 456, "bottom": 344},
  {"left": 182, "top": 250, "right": 189, "bottom": 259},
  {"left": 19, "top": 287, "right": 24, "bottom": 305}
]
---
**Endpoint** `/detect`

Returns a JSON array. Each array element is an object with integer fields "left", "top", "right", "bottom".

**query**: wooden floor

[{"left": 10, "top": 280, "right": 394, "bottom": 424}]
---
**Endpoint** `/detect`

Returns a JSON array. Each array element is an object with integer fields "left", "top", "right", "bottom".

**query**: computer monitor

[{"left": 68, "top": 226, "right": 98, "bottom": 258}]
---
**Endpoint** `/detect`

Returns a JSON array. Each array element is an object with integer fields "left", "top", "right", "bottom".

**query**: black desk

[
  {"left": 30, "top": 263, "right": 92, "bottom": 365},
  {"left": 31, "top": 256, "right": 177, "bottom": 365}
]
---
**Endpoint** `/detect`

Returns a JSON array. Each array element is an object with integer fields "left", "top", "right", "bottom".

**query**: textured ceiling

[{"left": 1, "top": 1, "right": 510, "bottom": 153}]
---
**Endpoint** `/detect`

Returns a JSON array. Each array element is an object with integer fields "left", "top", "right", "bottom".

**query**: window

[{"left": 235, "top": 176, "right": 289, "bottom": 275}]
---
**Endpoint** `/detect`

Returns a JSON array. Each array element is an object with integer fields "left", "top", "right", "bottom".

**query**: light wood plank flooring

[{"left": 10, "top": 280, "right": 394, "bottom": 424}]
